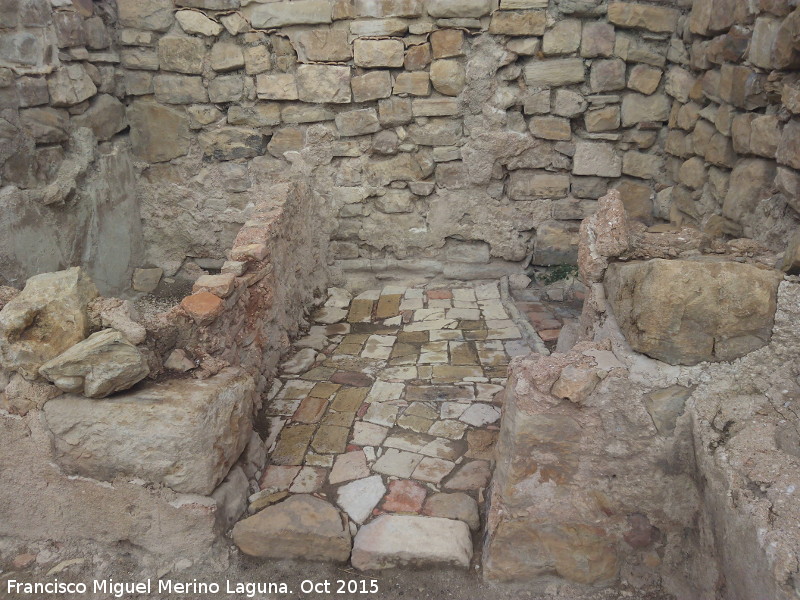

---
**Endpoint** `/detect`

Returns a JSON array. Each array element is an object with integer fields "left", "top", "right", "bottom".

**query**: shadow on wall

[{"left": 0, "top": 135, "right": 144, "bottom": 295}]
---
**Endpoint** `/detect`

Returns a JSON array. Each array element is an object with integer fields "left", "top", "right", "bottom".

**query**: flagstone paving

[{"left": 241, "top": 281, "right": 581, "bottom": 569}]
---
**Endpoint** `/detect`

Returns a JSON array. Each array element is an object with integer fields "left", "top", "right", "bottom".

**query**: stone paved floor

[{"left": 246, "top": 281, "right": 581, "bottom": 564}]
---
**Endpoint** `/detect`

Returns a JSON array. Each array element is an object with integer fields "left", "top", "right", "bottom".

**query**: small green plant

[{"left": 538, "top": 264, "right": 579, "bottom": 285}]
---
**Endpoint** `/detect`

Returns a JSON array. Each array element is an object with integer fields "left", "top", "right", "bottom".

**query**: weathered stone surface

[
  {"left": 233, "top": 494, "right": 350, "bottom": 561},
  {"left": 154, "top": 74, "right": 208, "bottom": 104},
  {"left": 20, "top": 107, "right": 69, "bottom": 143},
  {"left": 256, "top": 74, "right": 298, "bottom": 101},
  {"left": 128, "top": 99, "right": 191, "bottom": 162},
  {"left": 427, "top": 0, "right": 492, "bottom": 18},
  {"left": 210, "top": 42, "right": 245, "bottom": 72},
  {"left": 351, "top": 514, "right": 472, "bottom": 570},
  {"left": 627, "top": 64, "right": 662, "bottom": 95},
  {"left": 176, "top": 10, "right": 223, "bottom": 36},
  {"left": 355, "top": 0, "right": 422, "bottom": 17},
  {"left": 44, "top": 368, "right": 255, "bottom": 494},
  {"left": 430, "top": 60, "right": 465, "bottom": 96},
  {"left": 572, "top": 141, "right": 622, "bottom": 177},
  {"left": 489, "top": 10, "right": 546, "bottom": 36},
  {"left": 721, "top": 159, "right": 777, "bottom": 224},
  {"left": 394, "top": 72, "right": 430, "bottom": 96},
  {"left": 351, "top": 71, "right": 392, "bottom": 102},
  {"left": 590, "top": 58, "right": 626, "bottom": 92},
  {"left": 71, "top": 94, "right": 128, "bottom": 141},
  {"left": 532, "top": 221, "right": 579, "bottom": 266},
  {"left": 777, "top": 120, "right": 800, "bottom": 170},
  {"left": 118, "top": 0, "right": 174, "bottom": 31},
  {"left": 423, "top": 492, "right": 479, "bottom": 530},
  {"left": 524, "top": 59, "right": 585, "bottom": 87},
  {"left": 200, "top": 127, "right": 266, "bottom": 161},
  {"left": 509, "top": 171, "right": 570, "bottom": 199},
  {"left": 605, "top": 259, "right": 782, "bottom": 365},
  {"left": 39, "top": 329, "right": 149, "bottom": 398},
  {"left": 607, "top": 2, "right": 679, "bottom": 33},
  {"left": 621, "top": 93, "right": 671, "bottom": 126},
  {"left": 581, "top": 21, "right": 615, "bottom": 58},
  {"left": 354, "top": 39, "right": 404, "bottom": 68},
  {"left": 643, "top": 385, "right": 692, "bottom": 435},
  {"left": 158, "top": 37, "right": 205, "bottom": 74},
  {"left": 336, "top": 108, "right": 381, "bottom": 137},
  {"left": 337, "top": 474, "right": 386, "bottom": 523},
  {"left": 244, "top": 0, "right": 333, "bottom": 28},
  {"left": 431, "top": 29, "right": 463, "bottom": 59},
  {"left": 291, "top": 30, "right": 351, "bottom": 63},
  {"left": 542, "top": 19, "right": 581, "bottom": 55},
  {"left": 296, "top": 65, "right": 351, "bottom": 103},
  {"left": 47, "top": 65, "right": 97, "bottom": 107},
  {"left": 781, "top": 231, "right": 800, "bottom": 275},
  {"left": 0, "top": 268, "right": 97, "bottom": 380}
]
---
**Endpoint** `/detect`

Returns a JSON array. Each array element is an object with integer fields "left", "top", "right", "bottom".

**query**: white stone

[
  {"left": 336, "top": 475, "right": 386, "bottom": 524},
  {"left": 351, "top": 515, "right": 473, "bottom": 570},
  {"left": 281, "top": 348, "right": 317, "bottom": 374},
  {"left": 459, "top": 403, "right": 501, "bottom": 426}
]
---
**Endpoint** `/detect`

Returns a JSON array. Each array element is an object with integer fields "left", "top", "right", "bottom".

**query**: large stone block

[
  {"left": 352, "top": 514, "right": 472, "bottom": 570},
  {"left": 427, "top": 0, "right": 492, "bottom": 18},
  {"left": 39, "top": 329, "right": 149, "bottom": 398},
  {"left": 524, "top": 59, "right": 585, "bottom": 87},
  {"left": 607, "top": 2, "right": 680, "bottom": 33},
  {"left": 234, "top": 494, "right": 350, "bottom": 561},
  {"left": 244, "top": 0, "right": 332, "bottom": 28},
  {"left": 336, "top": 108, "right": 381, "bottom": 136},
  {"left": 354, "top": 39, "right": 404, "bottom": 68},
  {"left": 128, "top": 99, "right": 192, "bottom": 162},
  {"left": 47, "top": 65, "right": 97, "bottom": 107},
  {"left": 621, "top": 93, "right": 671, "bottom": 126},
  {"left": 604, "top": 259, "right": 782, "bottom": 365},
  {"left": 572, "top": 141, "right": 622, "bottom": 177},
  {"left": 721, "top": 159, "right": 777, "bottom": 224},
  {"left": 0, "top": 268, "right": 97, "bottom": 380},
  {"left": 71, "top": 94, "right": 128, "bottom": 141},
  {"left": 44, "top": 368, "right": 256, "bottom": 495},
  {"left": 489, "top": 10, "right": 546, "bottom": 36},
  {"left": 777, "top": 119, "right": 800, "bottom": 170},
  {"left": 118, "top": 0, "right": 174, "bottom": 31},
  {"left": 200, "top": 127, "right": 265, "bottom": 160},
  {"left": 509, "top": 171, "right": 570, "bottom": 199},
  {"left": 532, "top": 221, "right": 579, "bottom": 266},
  {"left": 430, "top": 60, "right": 465, "bottom": 96},
  {"left": 154, "top": 74, "right": 208, "bottom": 104},
  {"left": 296, "top": 65, "right": 351, "bottom": 103},
  {"left": 158, "top": 37, "right": 205, "bottom": 74}
]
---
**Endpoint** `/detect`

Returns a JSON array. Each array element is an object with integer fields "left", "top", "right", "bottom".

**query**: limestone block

[
  {"left": 627, "top": 64, "right": 662, "bottom": 95},
  {"left": 718, "top": 64, "right": 766, "bottom": 110},
  {"left": 118, "top": 0, "right": 174, "bottom": 31},
  {"left": 777, "top": 119, "right": 800, "bottom": 170},
  {"left": 176, "top": 10, "right": 223, "bottom": 36},
  {"left": 157, "top": 37, "right": 205, "bottom": 74},
  {"left": 572, "top": 141, "right": 621, "bottom": 177},
  {"left": 607, "top": 2, "right": 679, "bottom": 33},
  {"left": 431, "top": 29, "right": 464, "bottom": 59},
  {"left": 613, "top": 179, "right": 653, "bottom": 225},
  {"left": 154, "top": 74, "right": 208, "bottom": 104},
  {"left": 430, "top": 60, "right": 465, "bottom": 96},
  {"left": 774, "top": 10, "right": 800, "bottom": 69},
  {"left": 412, "top": 98, "right": 460, "bottom": 117},
  {"left": 604, "top": 259, "right": 782, "bottom": 365},
  {"left": 585, "top": 105, "right": 620, "bottom": 132},
  {"left": 281, "top": 104, "right": 334, "bottom": 124},
  {"left": 351, "top": 514, "right": 472, "bottom": 570},
  {"left": 128, "top": 99, "right": 191, "bottom": 162},
  {"left": 256, "top": 74, "right": 298, "bottom": 101},
  {"left": 354, "top": 39, "right": 404, "bottom": 68},
  {"left": 379, "top": 96, "right": 413, "bottom": 125},
  {"left": 354, "top": 0, "right": 422, "bottom": 17},
  {"left": 580, "top": 21, "right": 615, "bottom": 58},
  {"left": 47, "top": 65, "right": 97, "bottom": 107},
  {"left": 532, "top": 221, "right": 579, "bottom": 266},
  {"left": 542, "top": 19, "right": 581, "bottom": 55},
  {"left": 291, "top": 30, "right": 351, "bottom": 63},
  {"left": 509, "top": 171, "right": 570, "bottom": 199},
  {"left": 210, "top": 42, "right": 244, "bottom": 72},
  {"left": 296, "top": 65, "right": 351, "bottom": 103},
  {"left": 427, "top": 0, "right": 492, "bottom": 18},
  {"left": 529, "top": 116, "right": 571, "bottom": 141},
  {"left": 721, "top": 159, "right": 776, "bottom": 224},
  {"left": 121, "top": 48, "right": 159, "bottom": 71},
  {"left": 405, "top": 43, "right": 432, "bottom": 70},
  {"left": 54, "top": 11, "right": 86, "bottom": 48},
  {"left": 621, "top": 93, "right": 670, "bottom": 126},
  {"left": 489, "top": 10, "right": 546, "bottom": 36},
  {"left": 336, "top": 108, "right": 381, "bottom": 136},
  {"left": 614, "top": 32, "right": 667, "bottom": 67},
  {"left": 268, "top": 127, "right": 305, "bottom": 158},
  {"left": 44, "top": 368, "right": 256, "bottom": 494},
  {"left": 20, "top": 107, "right": 69, "bottom": 143},
  {"left": 524, "top": 59, "right": 585, "bottom": 87},
  {"left": 234, "top": 494, "right": 350, "bottom": 561},
  {"left": 244, "top": 0, "right": 333, "bottom": 28},
  {"left": 748, "top": 16, "right": 781, "bottom": 70},
  {"left": 590, "top": 58, "right": 626, "bottom": 92},
  {"left": 394, "top": 72, "right": 430, "bottom": 96},
  {"left": 244, "top": 46, "right": 272, "bottom": 74},
  {"left": 705, "top": 132, "right": 736, "bottom": 168},
  {"left": 749, "top": 115, "right": 780, "bottom": 159},
  {"left": 0, "top": 268, "right": 97, "bottom": 380},
  {"left": 350, "top": 18, "right": 408, "bottom": 36},
  {"left": 132, "top": 268, "right": 162, "bottom": 293},
  {"left": 208, "top": 75, "right": 243, "bottom": 103},
  {"left": 16, "top": 76, "right": 49, "bottom": 107},
  {"left": 689, "top": 0, "right": 735, "bottom": 36},
  {"left": 71, "top": 94, "right": 127, "bottom": 141},
  {"left": 39, "top": 329, "right": 149, "bottom": 398},
  {"left": 552, "top": 89, "right": 587, "bottom": 117},
  {"left": 229, "top": 104, "right": 281, "bottom": 127}
]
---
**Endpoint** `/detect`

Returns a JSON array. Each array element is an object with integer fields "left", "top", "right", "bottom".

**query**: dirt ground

[{"left": 3, "top": 549, "right": 674, "bottom": 600}]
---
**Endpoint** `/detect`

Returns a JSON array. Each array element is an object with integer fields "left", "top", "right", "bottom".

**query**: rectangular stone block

[
  {"left": 412, "top": 98, "right": 460, "bottom": 117},
  {"left": 297, "top": 64, "right": 351, "bottom": 103},
  {"left": 607, "top": 2, "right": 680, "bottom": 33},
  {"left": 336, "top": 108, "right": 381, "bottom": 136},
  {"left": 244, "top": 0, "right": 332, "bottom": 28},
  {"left": 489, "top": 10, "right": 546, "bottom": 36},
  {"left": 354, "top": 39, "right": 405, "bottom": 68},
  {"left": 572, "top": 141, "right": 622, "bottom": 177},
  {"left": 352, "top": 71, "right": 392, "bottom": 102},
  {"left": 256, "top": 74, "right": 298, "bottom": 100},
  {"left": 394, "top": 72, "right": 430, "bottom": 96},
  {"left": 354, "top": 0, "right": 422, "bottom": 17},
  {"left": 43, "top": 368, "right": 256, "bottom": 495},
  {"left": 524, "top": 59, "right": 585, "bottom": 87}
]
